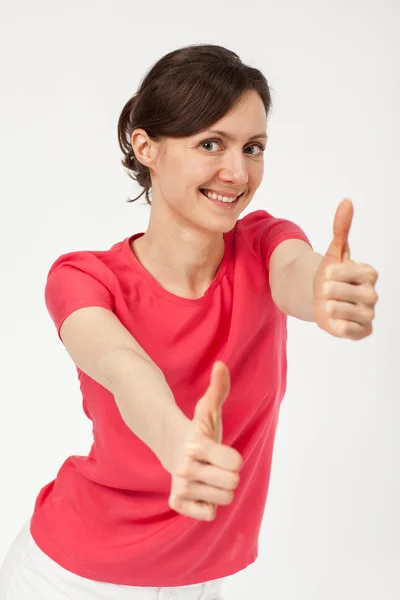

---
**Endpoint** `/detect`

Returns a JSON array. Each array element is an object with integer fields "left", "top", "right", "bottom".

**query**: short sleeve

[
  {"left": 236, "top": 210, "right": 313, "bottom": 271},
  {"left": 44, "top": 251, "right": 115, "bottom": 341}
]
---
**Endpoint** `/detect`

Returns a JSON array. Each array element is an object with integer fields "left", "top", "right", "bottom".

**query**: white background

[{"left": 0, "top": 1, "right": 399, "bottom": 598}]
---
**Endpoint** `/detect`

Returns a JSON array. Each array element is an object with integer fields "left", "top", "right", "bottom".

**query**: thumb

[
  {"left": 325, "top": 198, "right": 353, "bottom": 262},
  {"left": 195, "top": 361, "right": 231, "bottom": 420}
]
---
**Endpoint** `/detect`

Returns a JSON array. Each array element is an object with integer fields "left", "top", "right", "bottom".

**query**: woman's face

[{"left": 137, "top": 90, "right": 267, "bottom": 234}]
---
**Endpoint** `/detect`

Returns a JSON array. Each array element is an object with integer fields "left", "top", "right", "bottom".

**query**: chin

[{"left": 200, "top": 210, "right": 244, "bottom": 235}]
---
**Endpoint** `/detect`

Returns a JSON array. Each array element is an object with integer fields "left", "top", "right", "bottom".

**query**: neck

[{"left": 131, "top": 205, "right": 225, "bottom": 299}]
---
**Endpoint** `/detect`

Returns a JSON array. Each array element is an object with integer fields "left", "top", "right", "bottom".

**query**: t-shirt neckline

[{"left": 121, "top": 229, "right": 234, "bottom": 306}]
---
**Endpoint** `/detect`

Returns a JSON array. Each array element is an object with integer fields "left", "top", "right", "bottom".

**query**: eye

[
  {"left": 245, "top": 143, "right": 265, "bottom": 156},
  {"left": 199, "top": 138, "right": 265, "bottom": 156},
  {"left": 200, "top": 139, "right": 220, "bottom": 152}
]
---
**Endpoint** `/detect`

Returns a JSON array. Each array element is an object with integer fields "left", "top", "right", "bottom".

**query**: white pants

[{"left": 0, "top": 520, "right": 225, "bottom": 600}]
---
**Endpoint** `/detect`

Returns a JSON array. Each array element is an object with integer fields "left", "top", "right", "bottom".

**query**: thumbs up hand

[
  {"left": 168, "top": 361, "right": 243, "bottom": 521},
  {"left": 313, "top": 199, "right": 379, "bottom": 340}
]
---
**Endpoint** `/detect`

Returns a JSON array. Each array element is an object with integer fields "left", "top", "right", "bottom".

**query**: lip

[
  {"left": 200, "top": 189, "right": 242, "bottom": 210},
  {"left": 200, "top": 188, "right": 243, "bottom": 199}
]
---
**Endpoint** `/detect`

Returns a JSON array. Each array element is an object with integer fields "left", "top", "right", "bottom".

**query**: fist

[
  {"left": 314, "top": 199, "right": 379, "bottom": 340},
  {"left": 168, "top": 362, "right": 243, "bottom": 521}
]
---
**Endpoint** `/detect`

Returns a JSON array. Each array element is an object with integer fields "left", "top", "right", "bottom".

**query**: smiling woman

[
  {"left": 1, "top": 43, "right": 320, "bottom": 600},
  {"left": 117, "top": 44, "right": 272, "bottom": 207}
]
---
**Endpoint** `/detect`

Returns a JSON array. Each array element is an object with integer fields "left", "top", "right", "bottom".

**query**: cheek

[
  {"left": 190, "top": 160, "right": 215, "bottom": 185},
  {"left": 164, "top": 154, "right": 203, "bottom": 188},
  {"left": 251, "top": 161, "right": 264, "bottom": 184},
  {"left": 157, "top": 157, "right": 187, "bottom": 195}
]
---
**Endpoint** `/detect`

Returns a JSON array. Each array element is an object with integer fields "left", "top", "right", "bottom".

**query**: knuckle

[
  {"left": 208, "top": 506, "right": 217, "bottom": 521},
  {"left": 365, "top": 265, "right": 378, "bottom": 282},
  {"left": 338, "top": 321, "right": 351, "bottom": 336},
  {"left": 222, "top": 491, "right": 234, "bottom": 505},
  {"left": 231, "top": 473, "right": 240, "bottom": 489},
  {"left": 326, "top": 300, "right": 334, "bottom": 314},
  {"left": 230, "top": 457, "right": 241, "bottom": 473},
  {"left": 184, "top": 442, "right": 201, "bottom": 458},
  {"left": 357, "top": 265, "right": 378, "bottom": 289},
  {"left": 168, "top": 494, "right": 179, "bottom": 510},
  {"left": 236, "top": 454, "right": 243, "bottom": 470},
  {"left": 178, "top": 479, "right": 190, "bottom": 495},
  {"left": 177, "top": 460, "right": 194, "bottom": 479},
  {"left": 361, "top": 286, "right": 378, "bottom": 304},
  {"left": 357, "top": 325, "right": 372, "bottom": 340},
  {"left": 365, "top": 307, "right": 375, "bottom": 321}
]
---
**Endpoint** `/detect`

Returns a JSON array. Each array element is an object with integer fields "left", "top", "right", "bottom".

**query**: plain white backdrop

[{"left": 0, "top": 0, "right": 398, "bottom": 598}]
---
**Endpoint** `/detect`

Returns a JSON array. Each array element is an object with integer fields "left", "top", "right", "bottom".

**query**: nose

[{"left": 219, "top": 151, "right": 249, "bottom": 186}]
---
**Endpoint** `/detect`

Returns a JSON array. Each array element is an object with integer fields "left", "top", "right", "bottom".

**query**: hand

[
  {"left": 168, "top": 361, "right": 243, "bottom": 521},
  {"left": 313, "top": 199, "right": 379, "bottom": 340}
]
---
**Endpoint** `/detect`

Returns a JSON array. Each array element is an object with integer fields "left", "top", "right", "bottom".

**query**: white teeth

[{"left": 202, "top": 189, "right": 238, "bottom": 203}]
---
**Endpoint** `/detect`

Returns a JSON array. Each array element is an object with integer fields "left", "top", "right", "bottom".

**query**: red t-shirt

[{"left": 30, "top": 210, "right": 312, "bottom": 586}]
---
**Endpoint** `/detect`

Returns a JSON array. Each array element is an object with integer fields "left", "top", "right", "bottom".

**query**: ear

[{"left": 130, "top": 128, "right": 160, "bottom": 169}]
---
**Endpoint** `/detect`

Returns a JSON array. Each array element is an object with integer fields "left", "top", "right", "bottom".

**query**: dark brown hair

[{"left": 117, "top": 44, "right": 273, "bottom": 205}]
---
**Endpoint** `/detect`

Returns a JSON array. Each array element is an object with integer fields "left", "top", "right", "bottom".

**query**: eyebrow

[{"left": 204, "top": 129, "right": 268, "bottom": 142}]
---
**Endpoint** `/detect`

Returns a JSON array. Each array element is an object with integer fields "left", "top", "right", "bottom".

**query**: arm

[
  {"left": 269, "top": 239, "right": 323, "bottom": 321},
  {"left": 60, "top": 306, "right": 190, "bottom": 471},
  {"left": 268, "top": 201, "right": 378, "bottom": 340}
]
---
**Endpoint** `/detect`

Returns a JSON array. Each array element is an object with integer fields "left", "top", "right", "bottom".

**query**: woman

[{"left": 0, "top": 44, "right": 378, "bottom": 599}]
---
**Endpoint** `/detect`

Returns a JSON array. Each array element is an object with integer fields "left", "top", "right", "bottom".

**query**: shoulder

[
  {"left": 234, "top": 209, "right": 312, "bottom": 268},
  {"left": 234, "top": 210, "right": 276, "bottom": 251},
  {"left": 44, "top": 242, "right": 127, "bottom": 337},
  {"left": 235, "top": 209, "right": 296, "bottom": 241},
  {"left": 235, "top": 209, "right": 275, "bottom": 232},
  {"left": 46, "top": 238, "right": 126, "bottom": 288}
]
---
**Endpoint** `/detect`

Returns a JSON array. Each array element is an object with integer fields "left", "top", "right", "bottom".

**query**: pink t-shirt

[{"left": 30, "top": 209, "right": 312, "bottom": 586}]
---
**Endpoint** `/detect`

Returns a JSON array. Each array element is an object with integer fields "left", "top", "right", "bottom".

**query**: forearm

[
  {"left": 273, "top": 250, "right": 323, "bottom": 321},
  {"left": 99, "top": 348, "right": 190, "bottom": 471}
]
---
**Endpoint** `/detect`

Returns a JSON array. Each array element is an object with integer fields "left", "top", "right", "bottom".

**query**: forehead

[
  {"left": 160, "top": 91, "right": 267, "bottom": 151},
  {"left": 216, "top": 90, "right": 266, "bottom": 125},
  {"left": 196, "top": 90, "right": 267, "bottom": 139}
]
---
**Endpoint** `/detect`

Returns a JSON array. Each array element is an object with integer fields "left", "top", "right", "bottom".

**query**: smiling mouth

[{"left": 199, "top": 189, "right": 244, "bottom": 204}]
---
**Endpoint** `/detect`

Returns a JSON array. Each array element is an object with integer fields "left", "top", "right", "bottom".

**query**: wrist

[{"left": 157, "top": 408, "right": 191, "bottom": 474}]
